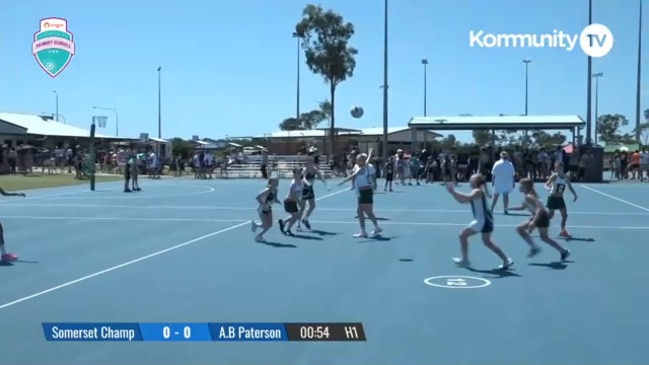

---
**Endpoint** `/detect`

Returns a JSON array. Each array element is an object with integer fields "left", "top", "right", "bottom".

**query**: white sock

[{"left": 0, "top": 245, "right": 7, "bottom": 255}]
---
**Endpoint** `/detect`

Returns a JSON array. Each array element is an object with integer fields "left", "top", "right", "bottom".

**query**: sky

[{"left": 0, "top": 0, "right": 646, "bottom": 143}]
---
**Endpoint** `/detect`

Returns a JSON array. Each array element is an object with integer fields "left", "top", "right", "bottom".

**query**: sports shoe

[
  {"left": 371, "top": 227, "right": 383, "bottom": 236},
  {"left": 560, "top": 249, "right": 571, "bottom": 261},
  {"left": 527, "top": 246, "right": 541, "bottom": 258},
  {"left": 498, "top": 258, "right": 514, "bottom": 270},
  {"left": 353, "top": 231, "right": 368, "bottom": 238},
  {"left": 452, "top": 257, "right": 470, "bottom": 267},
  {"left": 1, "top": 253, "right": 18, "bottom": 262}
]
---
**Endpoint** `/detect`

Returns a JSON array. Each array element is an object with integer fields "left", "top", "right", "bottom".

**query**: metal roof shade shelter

[{"left": 408, "top": 115, "right": 586, "bottom": 145}]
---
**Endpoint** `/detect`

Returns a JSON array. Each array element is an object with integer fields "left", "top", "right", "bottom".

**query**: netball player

[
  {"left": 130, "top": 153, "right": 142, "bottom": 192},
  {"left": 384, "top": 155, "right": 395, "bottom": 191},
  {"left": 250, "top": 178, "right": 280, "bottom": 242},
  {"left": 0, "top": 187, "right": 26, "bottom": 262},
  {"left": 339, "top": 148, "right": 383, "bottom": 238},
  {"left": 123, "top": 149, "right": 133, "bottom": 193},
  {"left": 278, "top": 169, "right": 303, "bottom": 236},
  {"left": 296, "top": 156, "right": 329, "bottom": 231},
  {"left": 545, "top": 162, "right": 577, "bottom": 237},
  {"left": 509, "top": 178, "right": 571, "bottom": 260},
  {"left": 446, "top": 174, "right": 513, "bottom": 269}
]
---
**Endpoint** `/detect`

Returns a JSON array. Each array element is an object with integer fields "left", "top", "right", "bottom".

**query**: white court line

[
  {"left": 0, "top": 181, "right": 124, "bottom": 204},
  {"left": 0, "top": 187, "right": 349, "bottom": 310},
  {"left": 581, "top": 185, "right": 649, "bottom": 213},
  {"left": 0, "top": 215, "right": 645, "bottom": 230},
  {"left": 37, "top": 184, "right": 215, "bottom": 200},
  {"left": 1, "top": 203, "right": 646, "bottom": 216}
]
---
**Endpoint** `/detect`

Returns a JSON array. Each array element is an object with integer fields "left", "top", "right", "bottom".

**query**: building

[
  {"left": 257, "top": 126, "right": 442, "bottom": 154},
  {"left": 0, "top": 112, "right": 121, "bottom": 147}
]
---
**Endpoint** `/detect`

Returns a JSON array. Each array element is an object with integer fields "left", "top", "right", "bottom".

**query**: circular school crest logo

[{"left": 32, "top": 18, "right": 76, "bottom": 77}]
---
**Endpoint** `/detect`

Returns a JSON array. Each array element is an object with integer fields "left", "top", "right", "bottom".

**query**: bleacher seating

[{"left": 223, "top": 155, "right": 332, "bottom": 179}]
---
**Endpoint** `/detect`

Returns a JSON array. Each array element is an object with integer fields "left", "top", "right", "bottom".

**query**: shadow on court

[
  {"left": 290, "top": 234, "right": 323, "bottom": 241},
  {"left": 462, "top": 266, "right": 522, "bottom": 278},
  {"left": 560, "top": 236, "right": 596, "bottom": 242},
  {"left": 528, "top": 260, "right": 575, "bottom": 270},
  {"left": 0, "top": 259, "right": 38, "bottom": 267},
  {"left": 309, "top": 229, "right": 339, "bottom": 236},
  {"left": 259, "top": 241, "right": 297, "bottom": 248},
  {"left": 398, "top": 258, "right": 414, "bottom": 262},
  {"left": 357, "top": 235, "right": 396, "bottom": 243}
]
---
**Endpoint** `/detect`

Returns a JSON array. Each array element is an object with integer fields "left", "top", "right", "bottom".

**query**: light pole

[
  {"left": 585, "top": 0, "right": 594, "bottom": 145},
  {"left": 523, "top": 60, "right": 532, "bottom": 115},
  {"left": 421, "top": 59, "right": 428, "bottom": 116},
  {"left": 381, "top": 0, "right": 389, "bottom": 162},
  {"left": 93, "top": 106, "right": 119, "bottom": 136},
  {"left": 293, "top": 32, "right": 302, "bottom": 122},
  {"left": 592, "top": 72, "right": 604, "bottom": 145},
  {"left": 53, "top": 90, "right": 59, "bottom": 122},
  {"left": 157, "top": 67, "right": 162, "bottom": 139},
  {"left": 635, "top": 0, "right": 643, "bottom": 143}
]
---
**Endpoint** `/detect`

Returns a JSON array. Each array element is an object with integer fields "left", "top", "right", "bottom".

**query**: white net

[{"left": 94, "top": 116, "right": 108, "bottom": 128}]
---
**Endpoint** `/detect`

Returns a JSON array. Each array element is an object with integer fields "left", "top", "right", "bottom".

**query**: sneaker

[
  {"left": 250, "top": 221, "right": 257, "bottom": 233},
  {"left": 452, "top": 257, "right": 470, "bottom": 267},
  {"left": 559, "top": 230, "right": 572, "bottom": 238},
  {"left": 371, "top": 227, "right": 383, "bottom": 236},
  {"left": 353, "top": 231, "right": 368, "bottom": 238},
  {"left": 302, "top": 219, "right": 312, "bottom": 230},
  {"left": 254, "top": 235, "right": 264, "bottom": 242},
  {"left": 278, "top": 219, "right": 285, "bottom": 234},
  {"left": 124, "top": 189, "right": 132, "bottom": 193},
  {"left": 1, "top": 253, "right": 18, "bottom": 262},
  {"left": 527, "top": 246, "right": 541, "bottom": 258},
  {"left": 560, "top": 249, "right": 571, "bottom": 261},
  {"left": 498, "top": 258, "right": 514, "bottom": 270},
  {"left": 285, "top": 230, "right": 295, "bottom": 236}
]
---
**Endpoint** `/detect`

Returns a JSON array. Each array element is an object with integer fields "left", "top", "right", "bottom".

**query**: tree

[
  {"left": 634, "top": 122, "right": 649, "bottom": 145},
  {"left": 296, "top": 4, "right": 358, "bottom": 154},
  {"left": 472, "top": 130, "right": 492, "bottom": 146},
  {"left": 278, "top": 99, "right": 332, "bottom": 131},
  {"left": 170, "top": 138, "right": 192, "bottom": 158},
  {"left": 596, "top": 114, "right": 628, "bottom": 144},
  {"left": 278, "top": 117, "right": 303, "bottom": 131},
  {"left": 530, "top": 131, "right": 566, "bottom": 149}
]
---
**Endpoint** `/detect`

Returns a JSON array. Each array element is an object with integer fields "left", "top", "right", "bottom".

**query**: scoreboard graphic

[{"left": 42, "top": 322, "right": 367, "bottom": 342}]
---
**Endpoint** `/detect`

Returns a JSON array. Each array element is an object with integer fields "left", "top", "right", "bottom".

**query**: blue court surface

[{"left": 0, "top": 178, "right": 647, "bottom": 365}]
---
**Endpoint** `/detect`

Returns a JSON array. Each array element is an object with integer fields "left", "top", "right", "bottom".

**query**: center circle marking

[{"left": 423, "top": 275, "right": 491, "bottom": 289}]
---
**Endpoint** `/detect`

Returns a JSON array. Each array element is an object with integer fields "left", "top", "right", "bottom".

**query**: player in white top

[
  {"left": 339, "top": 148, "right": 383, "bottom": 238},
  {"left": 446, "top": 174, "right": 513, "bottom": 269},
  {"left": 640, "top": 149, "right": 649, "bottom": 181},
  {"left": 278, "top": 169, "right": 304, "bottom": 236},
  {"left": 544, "top": 162, "right": 577, "bottom": 238},
  {"left": 148, "top": 152, "right": 159, "bottom": 179},
  {"left": 491, "top": 152, "right": 516, "bottom": 214}
]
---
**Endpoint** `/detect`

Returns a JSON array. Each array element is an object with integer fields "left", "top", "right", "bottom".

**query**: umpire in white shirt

[{"left": 490, "top": 151, "right": 516, "bottom": 214}]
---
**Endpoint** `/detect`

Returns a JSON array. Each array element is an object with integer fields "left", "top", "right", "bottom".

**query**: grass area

[{"left": 0, "top": 174, "right": 122, "bottom": 191}]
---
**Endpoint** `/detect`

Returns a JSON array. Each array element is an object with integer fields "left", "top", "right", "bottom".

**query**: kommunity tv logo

[{"left": 469, "top": 24, "right": 614, "bottom": 58}]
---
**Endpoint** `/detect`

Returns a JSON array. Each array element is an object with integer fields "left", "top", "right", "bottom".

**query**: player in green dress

[{"left": 545, "top": 162, "right": 577, "bottom": 238}]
